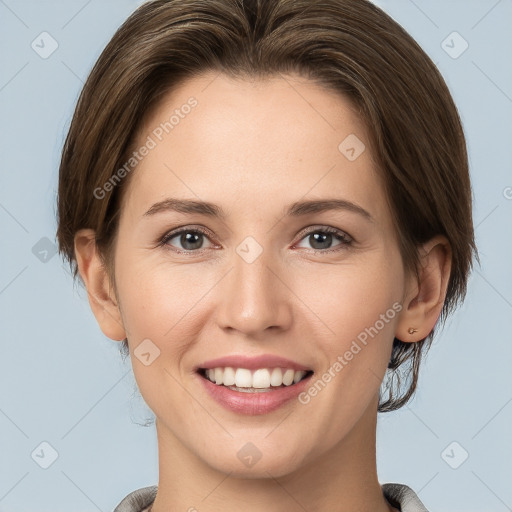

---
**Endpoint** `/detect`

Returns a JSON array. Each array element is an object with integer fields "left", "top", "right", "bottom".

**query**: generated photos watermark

[
  {"left": 93, "top": 96, "right": 198, "bottom": 200},
  {"left": 298, "top": 301, "right": 403, "bottom": 404}
]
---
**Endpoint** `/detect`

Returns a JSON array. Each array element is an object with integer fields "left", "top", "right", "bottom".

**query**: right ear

[{"left": 74, "top": 229, "right": 127, "bottom": 341}]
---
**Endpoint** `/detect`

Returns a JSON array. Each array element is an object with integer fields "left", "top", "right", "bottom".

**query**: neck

[{"left": 150, "top": 397, "right": 397, "bottom": 512}]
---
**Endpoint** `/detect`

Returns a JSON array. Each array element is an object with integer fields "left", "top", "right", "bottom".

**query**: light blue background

[{"left": 1, "top": 1, "right": 511, "bottom": 511}]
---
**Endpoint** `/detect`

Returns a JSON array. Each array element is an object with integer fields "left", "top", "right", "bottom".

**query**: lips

[
  {"left": 195, "top": 354, "right": 312, "bottom": 372},
  {"left": 196, "top": 366, "right": 315, "bottom": 415}
]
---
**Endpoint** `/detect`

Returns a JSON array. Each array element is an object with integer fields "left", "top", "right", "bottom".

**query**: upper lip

[{"left": 196, "top": 354, "right": 313, "bottom": 372}]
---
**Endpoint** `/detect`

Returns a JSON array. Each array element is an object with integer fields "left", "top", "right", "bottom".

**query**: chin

[{"left": 200, "top": 439, "right": 310, "bottom": 479}]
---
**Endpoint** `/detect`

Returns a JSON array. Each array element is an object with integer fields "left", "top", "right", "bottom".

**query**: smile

[{"left": 198, "top": 366, "right": 314, "bottom": 392}]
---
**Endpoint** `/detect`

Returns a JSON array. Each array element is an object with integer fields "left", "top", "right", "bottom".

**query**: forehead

[{"left": 122, "top": 71, "right": 385, "bottom": 219}]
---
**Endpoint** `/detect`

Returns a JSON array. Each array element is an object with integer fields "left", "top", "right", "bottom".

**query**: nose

[{"left": 215, "top": 244, "right": 293, "bottom": 338}]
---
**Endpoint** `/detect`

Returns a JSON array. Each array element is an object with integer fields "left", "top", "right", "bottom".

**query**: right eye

[{"left": 160, "top": 227, "right": 216, "bottom": 253}]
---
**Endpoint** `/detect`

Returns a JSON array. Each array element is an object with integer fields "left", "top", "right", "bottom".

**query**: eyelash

[{"left": 158, "top": 225, "right": 353, "bottom": 255}]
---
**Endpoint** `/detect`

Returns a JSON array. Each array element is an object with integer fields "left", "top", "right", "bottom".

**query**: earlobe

[
  {"left": 395, "top": 235, "right": 452, "bottom": 343},
  {"left": 74, "top": 229, "right": 127, "bottom": 341}
]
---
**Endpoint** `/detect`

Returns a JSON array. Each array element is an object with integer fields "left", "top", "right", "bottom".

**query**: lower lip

[{"left": 197, "top": 372, "right": 314, "bottom": 415}]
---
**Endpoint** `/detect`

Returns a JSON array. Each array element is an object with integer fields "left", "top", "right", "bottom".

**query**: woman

[{"left": 56, "top": 0, "right": 477, "bottom": 510}]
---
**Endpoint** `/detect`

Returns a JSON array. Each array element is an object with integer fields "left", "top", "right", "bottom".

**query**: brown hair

[{"left": 56, "top": 0, "right": 477, "bottom": 412}]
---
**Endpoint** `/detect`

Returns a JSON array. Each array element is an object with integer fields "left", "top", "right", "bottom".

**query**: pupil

[
  {"left": 310, "top": 232, "right": 331, "bottom": 250},
  {"left": 182, "top": 232, "right": 202, "bottom": 250}
]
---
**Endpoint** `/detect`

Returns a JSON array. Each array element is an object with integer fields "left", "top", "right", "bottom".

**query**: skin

[{"left": 74, "top": 71, "right": 451, "bottom": 512}]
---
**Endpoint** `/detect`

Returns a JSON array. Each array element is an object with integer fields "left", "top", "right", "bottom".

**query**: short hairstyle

[{"left": 56, "top": 0, "right": 478, "bottom": 412}]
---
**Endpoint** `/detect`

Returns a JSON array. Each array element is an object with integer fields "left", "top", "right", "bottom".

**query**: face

[{"left": 112, "top": 72, "right": 411, "bottom": 477}]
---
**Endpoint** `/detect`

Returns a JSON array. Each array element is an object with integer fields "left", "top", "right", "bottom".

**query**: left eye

[{"left": 295, "top": 227, "right": 352, "bottom": 252}]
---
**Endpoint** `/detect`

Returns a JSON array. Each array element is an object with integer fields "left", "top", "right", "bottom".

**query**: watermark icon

[
  {"left": 441, "top": 441, "right": 469, "bottom": 469},
  {"left": 338, "top": 133, "right": 366, "bottom": 161},
  {"left": 237, "top": 441, "right": 262, "bottom": 468},
  {"left": 503, "top": 186, "right": 512, "bottom": 200},
  {"left": 134, "top": 338, "right": 161, "bottom": 366},
  {"left": 441, "top": 31, "right": 469, "bottom": 59},
  {"left": 236, "top": 236, "right": 264, "bottom": 264},
  {"left": 298, "top": 301, "right": 403, "bottom": 404},
  {"left": 93, "top": 97, "right": 198, "bottom": 200},
  {"left": 31, "top": 32, "right": 59, "bottom": 59},
  {"left": 32, "top": 236, "right": 58, "bottom": 263},
  {"left": 31, "top": 441, "right": 59, "bottom": 469}
]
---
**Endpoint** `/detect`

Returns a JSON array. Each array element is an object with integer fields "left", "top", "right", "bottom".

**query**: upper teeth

[{"left": 205, "top": 367, "right": 308, "bottom": 388}]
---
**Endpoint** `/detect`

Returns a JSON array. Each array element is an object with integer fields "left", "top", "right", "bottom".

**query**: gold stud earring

[{"left": 408, "top": 327, "right": 418, "bottom": 334}]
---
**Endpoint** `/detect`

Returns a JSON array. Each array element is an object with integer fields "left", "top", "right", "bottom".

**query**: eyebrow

[{"left": 143, "top": 197, "right": 373, "bottom": 222}]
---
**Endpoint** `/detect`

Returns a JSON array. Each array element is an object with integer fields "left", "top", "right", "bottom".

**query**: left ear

[{"left": 395, "top": 235, "right": 452, "bottom": 343}]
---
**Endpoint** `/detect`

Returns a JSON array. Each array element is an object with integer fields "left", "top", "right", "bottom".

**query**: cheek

[
  {"left": 114, "top": 255, "right": 226, "bottom": 397},
  {"left": 114, "top": 259, "right": 211, "bottom": 425},
  {"left": 293, "top": 252, "right": 404, "bottom": 394},
  {"left": 296, "top": 255, "right": 403, "bottom": 340},
  {"left": 116, "top": 255, "right": 207, "bottom": 336}
]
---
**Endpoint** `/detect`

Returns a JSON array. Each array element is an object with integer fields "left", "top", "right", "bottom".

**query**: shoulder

[
  {"left": 114, "top": 483, "right": 429, "bottom": 512},
  {"left": 382, "top": 482, "right": 430, "bottom": 512},
  {"left": 113, "top": 485, "right": 158, "bottom": 512}
]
